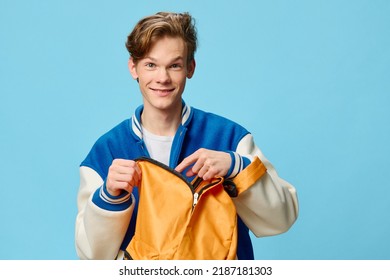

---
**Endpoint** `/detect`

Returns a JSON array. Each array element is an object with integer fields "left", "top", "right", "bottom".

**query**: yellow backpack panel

[{"left": 126, "top": 156, "right": 266, "bottom": 260}]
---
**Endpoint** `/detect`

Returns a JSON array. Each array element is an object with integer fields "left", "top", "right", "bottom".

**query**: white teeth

[{"left": 154, "top": 89, "right": 173, "bottom": 95}]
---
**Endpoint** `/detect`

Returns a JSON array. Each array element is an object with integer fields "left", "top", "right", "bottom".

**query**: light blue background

[{"left": 1, "top": 0, "right": 389, "bottom": 260}]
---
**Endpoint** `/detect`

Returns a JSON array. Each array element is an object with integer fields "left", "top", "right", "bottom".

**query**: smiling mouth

[{"left": 151, "top": 88, "right": 175, "bottom": 95}]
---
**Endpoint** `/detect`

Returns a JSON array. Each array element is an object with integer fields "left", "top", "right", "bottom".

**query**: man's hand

[
  {"left": 106, "top": 159, "right": 141, "bottom": 196},
  {"left": 175, "top": 148, "right": 231, "bottom": 180}
]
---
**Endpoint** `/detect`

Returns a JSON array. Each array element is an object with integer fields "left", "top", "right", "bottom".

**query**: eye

[
  {"left": 145, "top": 62, "right": 156, "bottom": 68},
  {"left": 170, "top": 63, "right": 182, "bottom": 69}
]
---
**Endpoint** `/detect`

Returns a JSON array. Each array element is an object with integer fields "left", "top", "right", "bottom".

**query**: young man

[{"left": 75, "top": 12, "right": 298, "bottom": 260}]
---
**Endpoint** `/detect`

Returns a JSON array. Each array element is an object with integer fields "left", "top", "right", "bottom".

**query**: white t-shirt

[{"left": 142, "top": 126, "right": 174, "bottom": 166}]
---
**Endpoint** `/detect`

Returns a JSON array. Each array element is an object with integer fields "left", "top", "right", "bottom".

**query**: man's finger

[{"left": 175, "top": 153, "right": 198, "bottom": 172}]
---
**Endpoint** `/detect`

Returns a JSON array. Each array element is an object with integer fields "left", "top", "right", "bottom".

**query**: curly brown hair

[{"left": 125, "top": 12, "right": 197, "bottom": 64}]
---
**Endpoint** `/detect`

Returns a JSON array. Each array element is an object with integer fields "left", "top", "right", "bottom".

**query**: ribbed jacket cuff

[
  {"left": 226, "top": 151, "right": 251, "bottom": 178},
  {"left": 92, "top": 183, "right": 133, "bottom": 211}
]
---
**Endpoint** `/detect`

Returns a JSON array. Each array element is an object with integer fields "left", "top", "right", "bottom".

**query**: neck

[{"left": 141, "top": 107, "right": 182, "bottom": 137}]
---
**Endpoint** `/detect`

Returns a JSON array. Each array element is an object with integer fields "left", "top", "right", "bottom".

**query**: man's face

[{"left": 129, "top": 36, "right": 195, "bottom": 114}]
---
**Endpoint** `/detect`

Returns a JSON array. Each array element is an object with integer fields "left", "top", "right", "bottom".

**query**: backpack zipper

[
  {"left": 135, "top": 157, "right": 223, "bottom": 211},
  {"left": 193, "top": 192, "right": 199, "bottom": 207},
  {"left": 191, "top": 177, "right": 223, "bottom": 210},
  {"left": 136, "top": 157, "right": 197, "bottom": 202}
]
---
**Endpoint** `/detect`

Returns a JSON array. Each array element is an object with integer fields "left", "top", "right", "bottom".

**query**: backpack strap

[{"left": 229, "top": 156, "right": 267, "bottom": 195}]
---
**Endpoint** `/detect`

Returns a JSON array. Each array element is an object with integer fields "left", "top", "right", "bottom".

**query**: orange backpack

[{"left": 125, "top": 156, "right": 266, "bottom": 260}]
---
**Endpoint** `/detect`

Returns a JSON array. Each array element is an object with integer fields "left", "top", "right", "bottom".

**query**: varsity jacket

[{"left": 75, "top": 102, "right": 299, "bottom": 260}]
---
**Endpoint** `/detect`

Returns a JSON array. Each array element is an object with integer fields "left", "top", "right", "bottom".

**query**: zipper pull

[{"left": 193, "top": 193, "right": 199, "bottom": 207}]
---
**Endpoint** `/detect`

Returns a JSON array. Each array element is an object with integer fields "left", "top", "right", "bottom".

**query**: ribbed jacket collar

[{"left": 131, "top": 100, "right": 192, "bottom": 140}]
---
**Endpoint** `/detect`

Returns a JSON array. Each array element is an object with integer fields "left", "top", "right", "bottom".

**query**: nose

[{"left": 156, "top": 68, "right": 171, "bottom": 84}]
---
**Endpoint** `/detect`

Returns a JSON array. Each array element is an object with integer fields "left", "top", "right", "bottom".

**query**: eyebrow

[{"left": 144, "top": 56, "right": 185, "bottom": 63}]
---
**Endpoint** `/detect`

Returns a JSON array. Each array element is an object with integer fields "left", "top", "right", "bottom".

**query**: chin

[{"left": 150, "top": 99, "right": 179, "bottom": 111}]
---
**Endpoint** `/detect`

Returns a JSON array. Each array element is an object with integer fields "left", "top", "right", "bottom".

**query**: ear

[
  {"left": 186, "top": 59, "right": 196, "bottom": 79},
  {"left": 128, "top": 57, "right": 139, "bottom": 80}
]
